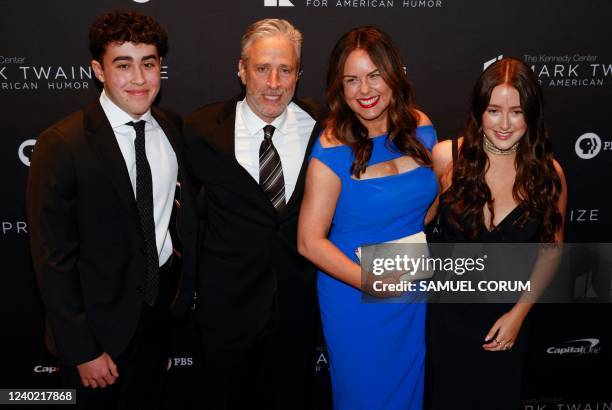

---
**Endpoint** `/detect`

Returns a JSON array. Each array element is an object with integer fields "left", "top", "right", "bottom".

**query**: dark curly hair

[
  {"left": 441, "top": 57, "right": 563, "bottom": 242},
  {"left": 89, "top": 10, "right": 168, "bottom": 62},
  {"left": 325, "top": 26, "right": 431, "bottom": 178}
]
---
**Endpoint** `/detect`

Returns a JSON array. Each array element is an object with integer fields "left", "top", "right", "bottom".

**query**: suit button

[{"left": 137, "top": 286, "right": 144, "bottom": 294}]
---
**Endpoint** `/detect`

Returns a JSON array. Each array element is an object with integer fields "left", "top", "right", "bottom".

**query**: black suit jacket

[
  {"left": 27, "top": 101, "right": 197, "bottom": 366},
  {"left": 184, "top": 97, "right": 323, "bottom": 350}
]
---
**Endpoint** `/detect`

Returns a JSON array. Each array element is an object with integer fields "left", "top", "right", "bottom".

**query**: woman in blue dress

[{"left": 298, "top": 27, "right": 437, "bottom": 409}]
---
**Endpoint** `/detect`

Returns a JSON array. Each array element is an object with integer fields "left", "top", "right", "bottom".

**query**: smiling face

[
  {"left": 342, "top": 49, "right": 392, "bottom": 136},
  {"left": 238, "top": 34, "right": 298, "bottom": 123},
  {"left": 481, "top": 84, "right": 527, "bottom": 150},
  {"left": 91, "top": 41, "right": 161, "bottom": 119}
]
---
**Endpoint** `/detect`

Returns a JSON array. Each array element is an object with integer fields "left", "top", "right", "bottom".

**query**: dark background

[{"left": 1, "top": 0, "right": 610, "bottom": 408}]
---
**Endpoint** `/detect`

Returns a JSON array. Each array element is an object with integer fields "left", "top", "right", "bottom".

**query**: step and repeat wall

[{"left": 1, "top": 0, "right": 611, "bottom": 408}]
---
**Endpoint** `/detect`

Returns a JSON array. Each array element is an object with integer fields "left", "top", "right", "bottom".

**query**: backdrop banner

[{"left": 1, "top": 1, "right": 610, "bottom": 408}]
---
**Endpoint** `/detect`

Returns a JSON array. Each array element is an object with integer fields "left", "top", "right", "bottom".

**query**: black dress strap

[{"left": 451, "top": 138, "right": 458, "bottom": 162}]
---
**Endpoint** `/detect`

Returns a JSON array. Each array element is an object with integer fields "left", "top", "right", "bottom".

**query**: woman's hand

[
  {"left": 362, "top": 270, "right": 406, "bottom": 298},
  {"left": 482, "top": 306, "right": 528, "bottom": 352}
]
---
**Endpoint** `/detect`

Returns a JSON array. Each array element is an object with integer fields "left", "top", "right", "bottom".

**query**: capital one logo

[
  {"left": 483, "top": 55, "right": 503, "bottom": 71},
  {"left": 19, "top": 139, "right": 36, "bottom": 166},
  {"left": 33, "top": 365, "right": 60, "bottom": 374},
  {"left": 265, "top": 0, "right": 295, "bottom": 6},
  {"left": 575, "top": 133, "right": 601, "bottom": 159},
  {"left": 546, "top": 338, "right": 601, "bottom": 355}
]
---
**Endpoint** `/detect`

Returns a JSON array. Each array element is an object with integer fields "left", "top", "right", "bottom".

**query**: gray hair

[{"left": 240, "top": 19, "right": 303, "bottom": 66}]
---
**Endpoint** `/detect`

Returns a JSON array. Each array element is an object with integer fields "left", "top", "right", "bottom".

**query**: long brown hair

[
  {"left": 441, "top": 57, "right": 563, "bottom": 242},
  {"left": 325, "top": 26, "right": 431, "bottom": 177}
]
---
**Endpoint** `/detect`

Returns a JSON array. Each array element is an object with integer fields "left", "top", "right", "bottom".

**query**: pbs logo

[
  {"left": 166, "top": 357, "right": 193, "bottom": 370},
  {"left": 19, "top": 139, "right": 36, "bottom": 166},
  {"left": 575, "top": 133, "right": 602, "bottom": 159}
]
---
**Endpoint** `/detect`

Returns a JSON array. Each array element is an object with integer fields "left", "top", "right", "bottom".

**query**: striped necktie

[{"left": 259, "top": 124, "right": 286, "bottom": 211}]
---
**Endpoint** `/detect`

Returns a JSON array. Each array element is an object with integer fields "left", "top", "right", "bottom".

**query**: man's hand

[{"left": 76, "top": 352, "right": 119, "bottom": 388}]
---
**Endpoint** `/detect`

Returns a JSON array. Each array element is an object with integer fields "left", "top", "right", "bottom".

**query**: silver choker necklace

[{"left": 483, "top": 133, "right": 519, "bottom": 155}]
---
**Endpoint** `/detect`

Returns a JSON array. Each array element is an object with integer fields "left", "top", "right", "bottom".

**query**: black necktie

[
  {"left": 127, "top": 120, "right": 159, "bottom": 306},
  {"left": 259, "top": 125, "right": 286, "bottom": 211}
]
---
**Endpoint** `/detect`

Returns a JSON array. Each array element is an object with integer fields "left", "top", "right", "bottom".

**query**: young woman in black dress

[{"left": 426, "top": 57, "right": 567, "bottom": 409}]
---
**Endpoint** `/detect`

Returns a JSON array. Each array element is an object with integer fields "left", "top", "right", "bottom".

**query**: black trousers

[
  {"left": 201, "top": 325, "right": 316, "bottom": 410},
  {"left": 60, "top": 259, "right": 175, "bottom": 410},
  {"left": 200, "top": 294, "right": 318, "bottom": 410}
]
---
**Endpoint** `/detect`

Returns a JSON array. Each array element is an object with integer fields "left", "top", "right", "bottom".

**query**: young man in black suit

[
  {"left": 184, "top": 18, "right": 322, "bottom": 410},
  {"left": 27, "top": 10, "right": 196, "bottom": 409}
]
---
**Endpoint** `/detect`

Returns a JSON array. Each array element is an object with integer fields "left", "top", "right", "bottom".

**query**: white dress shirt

[
  {"left": 99, "top": 90, "right": 177, "bottom": 266},
  {"left": 234, "top": 99, "right": 316, "bottom": 201}
]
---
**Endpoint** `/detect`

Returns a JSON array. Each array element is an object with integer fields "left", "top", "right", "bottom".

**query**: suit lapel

[
  {"left": 209, "top": 100, "right": 280, "bottom": 215},
  {"left": 210, "top": 97, "right": 322, "bottom": 218},
  {"left": 283, "top": 120, "right": 322, "bottom": 213},
  {"left": 84, "top": 101, "right": 138, "bottom": 217},
  {"left": 279, "top": 97, "right": 323, "bottom": 218},
  {"left": 152, "top": 107, "right": 178, "bottom": 152},
  {"left": 152, "top": 107, "right": 183, "bottom": 179},
  {"left": 211, "top": 99, "right": 238, "bottom": 159}
]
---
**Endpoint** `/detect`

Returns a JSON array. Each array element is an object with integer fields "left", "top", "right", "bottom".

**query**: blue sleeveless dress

[{"left": 310, "top": 126, "right": 437, "bottom": 410}]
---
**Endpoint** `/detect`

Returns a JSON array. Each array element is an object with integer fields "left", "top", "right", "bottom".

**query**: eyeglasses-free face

[
  {"left": 238, "top": 34, "right": 299, "bottom": 123},
  {"left": 91, "top": 42, "right": 161, "bottom": 120},
  {"left": 342, "top": 49, "right": 392, "bottom": 136},
  {"left": 482, "top": 84, "right": 528, "bottom": 152}
]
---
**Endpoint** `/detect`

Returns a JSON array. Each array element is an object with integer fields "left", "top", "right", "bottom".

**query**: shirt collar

[
  {"left": 99, "top": 89, "right": 154, "bottom": 129},
  {"left": 239, "top": 98, "right": 289, "bottom": 137}
]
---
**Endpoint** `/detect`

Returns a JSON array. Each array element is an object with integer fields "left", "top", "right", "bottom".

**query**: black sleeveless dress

[{"left": 426, "top": 139, "right": 541, "bottom": 410}]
